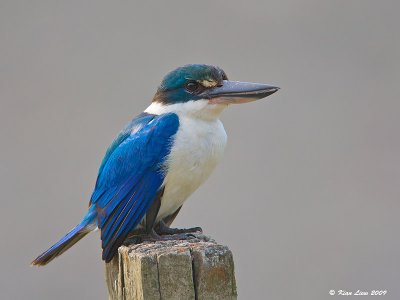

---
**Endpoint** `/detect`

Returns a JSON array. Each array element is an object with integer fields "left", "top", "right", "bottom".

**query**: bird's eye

[{"left": 185, "top": 81, "right": 200, "bottom": 93}]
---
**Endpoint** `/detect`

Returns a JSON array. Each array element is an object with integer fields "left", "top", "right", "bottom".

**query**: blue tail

[{"left": 31, "top": 208, "right": 96, "bottom": 266}]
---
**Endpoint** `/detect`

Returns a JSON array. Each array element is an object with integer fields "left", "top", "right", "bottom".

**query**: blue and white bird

[{"left": 32, "top": 64, "right": 279, "bottom": 265}]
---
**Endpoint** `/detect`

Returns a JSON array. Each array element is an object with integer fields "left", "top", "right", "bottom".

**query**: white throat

[{"left": 145, "top": 100, "right": 227, "bottom": 120}]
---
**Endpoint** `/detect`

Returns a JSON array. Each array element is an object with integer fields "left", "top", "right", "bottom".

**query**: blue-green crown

[{"left": 153, "top": 64, "right": 228, "bottom": 104}]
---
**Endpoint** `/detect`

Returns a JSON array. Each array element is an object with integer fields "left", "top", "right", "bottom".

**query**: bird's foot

[
  {"left": 146, "top": 228, "right": 196, "bottom": 242},
  {"left": 156, "top": 220, "right": 202, "bottom": 235}
]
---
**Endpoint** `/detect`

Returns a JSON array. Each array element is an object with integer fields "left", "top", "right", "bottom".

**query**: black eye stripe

[
  {"left": 186, "top": 82, "right": 198, "bottom": 89},
  {"left": 184, "top": 81, "right": 202, "bottom": 93}
]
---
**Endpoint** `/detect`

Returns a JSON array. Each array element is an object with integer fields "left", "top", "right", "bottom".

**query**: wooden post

[{"left": 105, "top": 233, "right": 237, "bottom": 300}]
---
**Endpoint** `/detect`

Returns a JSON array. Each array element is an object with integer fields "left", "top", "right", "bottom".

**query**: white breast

[{"left": 144, "top": 100, "right": 228, "bottom": 221}]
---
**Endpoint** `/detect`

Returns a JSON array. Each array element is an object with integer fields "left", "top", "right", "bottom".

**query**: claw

[
  {"left": 156, "top": 220, "right": 202, "bottom": 235},
  {"left": 145, "top": 229, "right": 195, "bottom": 241}
]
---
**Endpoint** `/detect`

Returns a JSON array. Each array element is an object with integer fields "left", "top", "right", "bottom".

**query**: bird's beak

[{"left": 201, "top": 80, "right": 280, "bottom": 104}]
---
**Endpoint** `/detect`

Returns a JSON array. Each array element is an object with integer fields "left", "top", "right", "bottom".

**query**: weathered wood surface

[{"left": 105, "top": 233, "right": 237, "bottom": 300}]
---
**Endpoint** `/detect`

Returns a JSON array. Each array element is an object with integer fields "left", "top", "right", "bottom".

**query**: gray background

[{"left": 1, "top": 1, "right": 399, "bottom": 299}]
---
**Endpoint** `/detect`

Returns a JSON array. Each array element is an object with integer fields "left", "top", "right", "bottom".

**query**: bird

[{"left": 32, "top": 64, "right": 279, "bottom": 266}]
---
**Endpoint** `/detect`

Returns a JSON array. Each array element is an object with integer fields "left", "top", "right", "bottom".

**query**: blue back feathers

[{"left": 90, "top": 112, "right": 179, "bottom": 261}]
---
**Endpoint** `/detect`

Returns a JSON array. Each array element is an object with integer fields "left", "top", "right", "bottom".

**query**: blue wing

[{"left": 90, "top": 112, "right": 179, "bottom": 262}]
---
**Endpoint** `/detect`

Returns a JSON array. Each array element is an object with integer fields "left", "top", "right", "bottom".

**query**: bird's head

[{"left": 150, "top": 64, "right": 279, "bottom": 118}]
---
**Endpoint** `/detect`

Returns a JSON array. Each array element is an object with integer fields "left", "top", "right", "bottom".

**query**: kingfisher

[{"left": 32, "top": 64, "right": 279, "bottom": 265}]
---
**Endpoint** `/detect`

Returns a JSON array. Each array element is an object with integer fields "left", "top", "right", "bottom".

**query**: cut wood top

[{"left": 106, "top": 233, "right": 237, "bottom": 300}]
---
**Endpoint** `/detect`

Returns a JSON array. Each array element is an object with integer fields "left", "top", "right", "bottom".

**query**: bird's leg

[
  {"left": 156, "top": 219, "right": 202, "bottom": 235},
  {"left": 161, "top": 206, "right": 182, "bottom": 227},
  {"left": 145, "top": 196, "right": 201, "bottom": 241},
  {"left": 145, "top": 187, "right": 164, "bottom": 235},
  {"left": 156, "top": 206, "right": 202, "bottom": 235}
]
